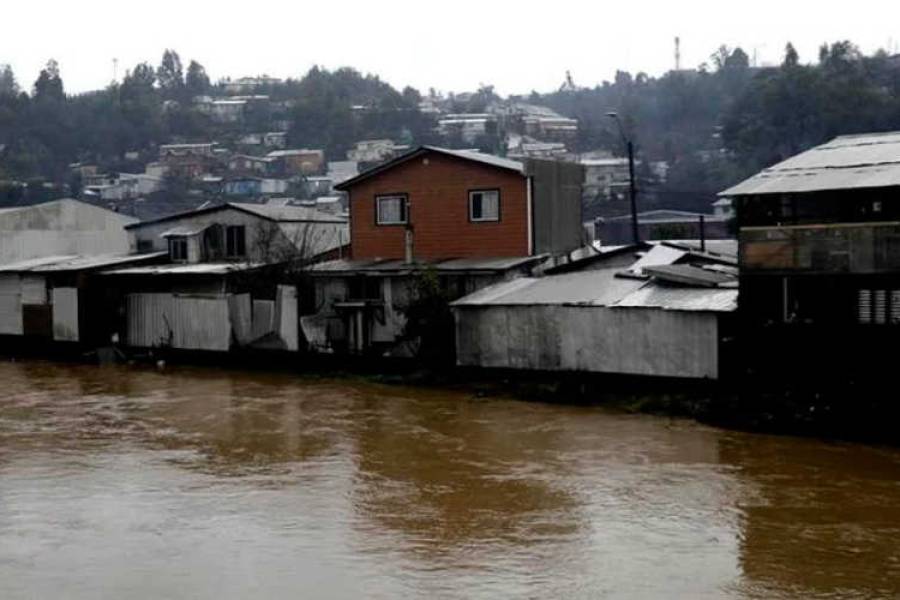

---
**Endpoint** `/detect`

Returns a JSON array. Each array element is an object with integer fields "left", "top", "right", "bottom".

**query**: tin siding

[
  {"left": 52, "top": 287, "right": 79, "bottom": 342},
  {"left": 171, "top": 297, "right": 231, "bottom": 351},
  {"left": 21, "top": 276, "right": 47, "bottom": 305},
  {"left": 0, "top": 275, "right": 23, "bottom": 335},
  {"left": 126, "top": 293, "right": 174, "bottom": 347}
]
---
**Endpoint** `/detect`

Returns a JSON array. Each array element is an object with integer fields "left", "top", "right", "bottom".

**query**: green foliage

[{"left": 399, "top": 268, "right": 456, "bottom": 365}]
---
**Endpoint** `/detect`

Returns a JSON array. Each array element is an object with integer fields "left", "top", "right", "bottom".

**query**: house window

[
  {"left": 226, "top": 225, "right": 246, "bottom": 258},
  {"left": 376, "top": 195, "right": 408, "bottom": 225},
  {"left": 136, "top": 239, "right": 154, "bottom": 253},
  {"left": 469, "top": 190, "right": 500, "bottom": 222},
  {"left": 169, "top": 237, "right": 188, "bottom": 262}
]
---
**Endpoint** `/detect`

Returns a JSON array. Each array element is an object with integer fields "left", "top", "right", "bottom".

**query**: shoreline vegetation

[{"left": 2, "top": 345, "right": 897, "bottom": 447}]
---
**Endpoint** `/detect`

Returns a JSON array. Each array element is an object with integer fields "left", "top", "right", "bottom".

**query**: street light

[{"left": 606, "top": 112, "right": 640, "bottom": 244}]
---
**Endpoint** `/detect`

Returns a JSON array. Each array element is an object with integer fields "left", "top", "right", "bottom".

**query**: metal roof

[
  {"left": 101, "top": 262, "right": 266, "bottom": 276},
  {"left": 604, "top": 210, "right": 726, "bottom": 224},
  {"left": 451, "top": 268, "right": 737, "bottom": 312},
  {"left": 334, "top": 146, "right": 524, "bottom": 191},
  {"left": 613, "top": 285, "right": 737, "bottom": 312},
  {"left": 720, "top": 131, "right": 900, "bottom": 196},
  {"left": 451, "top": 269, "right": 646, "bottom": 307},
  {"left": 229, "top": 202, "right": 346, "bottom": 223},
  {"left": 311, "top": 255, "right": 543, "bottom": 275},
  {"left": 0, "top": 252, "right": 165, "bottom": 273},
  {"left": 641, "top": 264, "right": 735, "bottom": 288}
]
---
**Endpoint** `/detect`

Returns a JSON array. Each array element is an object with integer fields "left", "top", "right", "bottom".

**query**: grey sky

[{"left": 3, "top": 1, "right": 899, "bottom": 95}]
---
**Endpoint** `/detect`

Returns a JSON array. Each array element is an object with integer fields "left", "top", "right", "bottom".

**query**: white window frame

[
  {"left": 469, "top": 189, "right": 500, "bottom": 222},
  {"left": 376, "top": 194, "right": 408, "bottom": 225}
]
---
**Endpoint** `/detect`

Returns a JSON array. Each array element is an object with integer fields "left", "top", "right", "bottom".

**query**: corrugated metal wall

[
  {"left": 455, "top": 305, "right": 721, "bottom": 379},
  {"left": 228, "top": 294, "right": 252, "bottom": 345},
  {"left": 126, "top": 293, "right": 231, "bottom": 351},
  {"left": 20, "top": 276, "right": 47, "bottom": 305},
  {"left": 276, "top": 285, "right": 298, "bottom": 351},
  {"left": 52, "top": 287, "right": 79, "bottom": 342},
  {"left": 126, "top": 293, "right": 174, "bottom": 348},
  {"left": 0, "top": 275, "right": 23, "bottom": 335}
]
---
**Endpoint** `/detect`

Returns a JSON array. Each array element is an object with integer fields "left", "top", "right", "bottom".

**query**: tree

[
  {"left": 0, "top": 65, "right": 18, "bottom": 97},
  {"left": 783, "top": 43, "right": 800, "bottom": 68},
  {"left": 157, "top": 49, "right": 184, "bottom": 97},
  {"left": 33, "top": 59, "right": 64, "bottom": 101},
  {"left": 185, "top": 60, "right": 211, "bottom": 96}
]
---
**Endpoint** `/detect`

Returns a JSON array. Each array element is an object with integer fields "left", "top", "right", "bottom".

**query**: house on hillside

[
  {"left": 304, "top": 146, "right": 584, "bottom": 355},
  {"left": 721, "top": 130, "right": 900, "bottom": 378},
  {"left": 267, "top": 149, "right": 325, "bottom": 176},
  {"left": 0, "top": 198, "right": 137, "bottom": 264},
  {"left": 596, "top": 209, "right": 731, "bottom": 245}
]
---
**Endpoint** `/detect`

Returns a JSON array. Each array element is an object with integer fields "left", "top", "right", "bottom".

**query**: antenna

[{"left": 675, "top": 37, "right": 681, "bottom": 71}]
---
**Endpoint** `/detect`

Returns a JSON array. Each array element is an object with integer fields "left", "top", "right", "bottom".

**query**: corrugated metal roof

[
  {"left": 626, "top": 244, "right": 686, "bottom": 275},
  {"left": 230, "top": 202, "right": 347, "bottom": 223},
  {"left": 311, "top": 256, "right": 542, "bottom": 274},
  {"left": 30, "top": 253, "right": 166, "bottom": 273},
  {"left": 160, "top": 225, "right": 210, "bottom": 237},
  {"left": 721, "top": 131, "right": 900, "bottom": 196},
  {"left": 451, "top": 269, "right": 646, "bottom": 307},
  {"left": 641, "top": 264, "right": 735, "bottom": 288},
  {"left": 101, "top": 262, "right": 265, "bottom": 276},
  {"left": 0, "top": 253, "right": 164, "bottom": 273},
  {"left": 613, "top": 286, "right": 737, "bottom": 312}
]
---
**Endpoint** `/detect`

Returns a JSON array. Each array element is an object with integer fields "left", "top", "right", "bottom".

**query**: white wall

[
  {"left": 455, "top": 305, "right": 721, "bottom": 379},
  {"left": 0, "top": 199, "right": 135, "bottom": 264}
]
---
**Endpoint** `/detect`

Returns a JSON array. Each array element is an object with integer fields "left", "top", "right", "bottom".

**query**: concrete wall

[
  {"left": 0, "top": 199, "right": 135, "bottom": 264},
  {"left": 526, "top": 159, "right": 584, "bottom": 256},
  {"left": 454, "top": 304, "right": 721, "bottom": 379}
]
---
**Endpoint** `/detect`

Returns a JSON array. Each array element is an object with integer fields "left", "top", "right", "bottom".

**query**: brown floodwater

[{"left": 0, "top": 361, "right": 898, "bottom": 599}]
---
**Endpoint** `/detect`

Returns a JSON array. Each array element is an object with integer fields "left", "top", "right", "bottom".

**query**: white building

[{"left": 0, "top": 199, "right": 136, "bottom": 264}]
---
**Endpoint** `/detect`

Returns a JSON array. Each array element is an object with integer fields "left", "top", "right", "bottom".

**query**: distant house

[
  {"left": 346, "top": 140, "right": 408, "bottom": 165},
  {"left": 158, "top": 143, "right": 219, "bottom": 179},
  {"left": 303, "top": 146, "right": 584, "bottom": 355},
  {"left": 0, "top": 199, "right": 136, "bottom": 264},
  {"left": 84, "top": 173, "right": 164, "bottom": 201},
  {"left": 267, "top": 149, "right": 325, "bottom": 176},
  {"left": 581, "top": 157, "right": 630, "bottom": 202},
  {"left": 223, "top": 176, "right": 288, "bottom": 197},
  {"left": 437, "top": 114, "right": 497, "bottom": 143},
  {"left": 223, "top": 76, "right": 282, "bottom": 95},
  {"left": 228, "top": 154, "right": 276, "bottom": 176},
  {"left": 597, "top": 209, "right": 730, "bottom": 245}
]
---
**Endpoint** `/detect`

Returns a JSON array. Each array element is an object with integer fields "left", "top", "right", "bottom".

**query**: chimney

[{"left": 404, "top": 225, "right": 414, "bottom": 264}]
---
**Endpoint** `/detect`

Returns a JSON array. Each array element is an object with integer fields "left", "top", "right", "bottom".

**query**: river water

[{"left": 0, "top": 361, "right": 898, "bottom": 599}]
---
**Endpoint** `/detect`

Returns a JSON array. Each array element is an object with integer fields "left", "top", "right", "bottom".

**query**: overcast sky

[{"left": 3, "top": 1, "right": 899, "bottom": 96}]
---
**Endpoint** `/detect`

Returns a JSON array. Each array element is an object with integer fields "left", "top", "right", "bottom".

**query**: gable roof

[
  {"left": 334, "top": 146, "right": 524, "bottom": 191},
  {"left": 125, "top": 202, "right": 346, "bottom": 229},
  {"left": 720, "top": 131, "right": 900, "bottom": 196}
]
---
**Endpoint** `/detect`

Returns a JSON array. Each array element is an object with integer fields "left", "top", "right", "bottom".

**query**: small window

[
  {"left": 469, "top": 190, "right": 500, "bottom": 222},
  {"left": 226, "top": 225, "right": 246, "bottom": 258},
  {"left": 169, "top": 237, "right": 188, "bottom": 262},
  {"left": 136, "top": 239, "right": 154, "bottom": 253},
  {"left": 376, "top": 195, "right": 408, "bottom": 225}
]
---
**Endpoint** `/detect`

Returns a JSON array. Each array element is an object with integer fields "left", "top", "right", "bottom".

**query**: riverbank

[{"left": 1, "top": 344, "right": 897, "bottom": 446}]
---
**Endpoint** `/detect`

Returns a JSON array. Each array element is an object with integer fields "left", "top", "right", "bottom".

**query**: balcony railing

[{"left": 740, "top": 221, "right": 900, "bottom": 273}]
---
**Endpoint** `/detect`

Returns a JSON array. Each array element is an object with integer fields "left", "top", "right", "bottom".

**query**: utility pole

[
  {"left": 626, "top": 140, "right": 639, "bottom": 245},
  {"left": 608, "top": 112, "right": 640, "bottom": 244}
]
